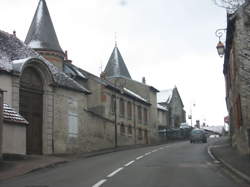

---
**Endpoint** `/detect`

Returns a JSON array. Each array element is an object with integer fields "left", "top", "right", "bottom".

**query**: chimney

[
  {"left": 64, "top": 50, "right": 72, "bottom": 64},
  {"left": 65, "top": 50, "right": 68, "bottom": 60},
  {"left": 142, "top": 77, "right": 146, "bottom": 84},
  {"left": 100, "top": 71, "right": 106, "bottom": 79},
  {"left": 13, "top": 30, "right": 16, "bottom": 37}
]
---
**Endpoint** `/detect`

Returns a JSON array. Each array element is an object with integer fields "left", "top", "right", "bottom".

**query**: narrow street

[{"left": 0, "top": 139, "right": 248, "bottom": 187}]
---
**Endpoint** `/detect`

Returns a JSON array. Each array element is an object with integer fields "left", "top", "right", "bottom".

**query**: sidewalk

[
  {"left": 210, "top": 137, "right": 250, "bottom": 184},
  {"left": 0, "top": 154, "right": 69, "bottom": 180},
  {"left": 0, "top": 143, "right": 151, "bottom": 181}
]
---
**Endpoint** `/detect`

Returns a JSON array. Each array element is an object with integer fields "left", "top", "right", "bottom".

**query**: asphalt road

[{"left": 0, "top": 139, "right": 249, "bottom": 187}]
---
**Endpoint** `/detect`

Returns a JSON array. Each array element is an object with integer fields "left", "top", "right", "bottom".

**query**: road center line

[
  {"left": 92, "top": 179, "right": 107, "bottom": 187},
  {"left": 144, "top": 152, "right": 151, "bottom": 156},
  {"left": 136, "top": 155, "right": 144, "bottom": 160},
  {"left": 124, "top": 160, "right": 135, "bottom": 167},
  {"left": 107, "top": 167, "right": 124, "bottom": 177}
]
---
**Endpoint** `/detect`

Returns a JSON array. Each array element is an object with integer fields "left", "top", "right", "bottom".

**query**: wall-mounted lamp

[{"left": 215, "top": 28, "right": 227, "bottom": 57}]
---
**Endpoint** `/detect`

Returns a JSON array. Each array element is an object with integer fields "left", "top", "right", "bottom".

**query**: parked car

[{"left": 190, "top": 129, "right": 207, "bottom": 143}]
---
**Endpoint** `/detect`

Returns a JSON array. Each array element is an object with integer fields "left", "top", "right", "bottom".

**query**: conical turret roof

[
  {"left": 25, "top": 0, "right": 63, "bottom": 53},
  {"left": 104, "top": 45, "right": 131, "bottom": 79}
]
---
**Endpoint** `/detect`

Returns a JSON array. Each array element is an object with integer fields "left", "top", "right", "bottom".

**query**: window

[
  {"left": 128, "top": 125, "right": 133, "bottom": 135},
  {"left": 138, "top": 128, "right": 142, "bottom": 140},
  {"left": 110, "top": 95, "right": 116, "bottom": 114},
  {"left": 138, "top": 105, "right": 142, "bottom": 122},
  {"left": 127, "top": 101, "right": 132, "bottom": 120},
  {"left": 68, "top": 112, "right": 78, "bottom": 138},
  {"left": 144, "top": 108, "right": 148, "bottom": 124},
  {"left": 120, "top": 123, "right": 125, "bottom": 135},
  {"left": 119, "top": 98, "right": 125, "bottom": 117}
]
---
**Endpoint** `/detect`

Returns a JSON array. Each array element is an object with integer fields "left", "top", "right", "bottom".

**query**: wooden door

[{"left": 20, "top": 67, "right": 43, "bottom": 154}]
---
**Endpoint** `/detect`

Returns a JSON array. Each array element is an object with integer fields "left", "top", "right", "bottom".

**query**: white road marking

[
  {"left": 159, "top": 147, "right": 164, "bottom": 150},
  {"left": 124, "top": 160, "right": 135, "bottom": 167},
  {"left": 92, "top": 179, "right": 107, "bottom": 187},
  {"left": 152, "top": 149, "right": 158, "bottom": 152},
  {"left": 107, "top": 167, "right": 124, "bottom": 177},
  {"left": 144, "top": 152, "right": 151, "bottom": 156},
  {"left": 136, "top": 155, "right": 144, "bottom": 160}
]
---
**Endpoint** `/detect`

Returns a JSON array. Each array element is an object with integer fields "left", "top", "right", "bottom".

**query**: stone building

[
  {"left": 0, "top": 0, "right": 186, "bottom": 155},
  {"left": 157, "top": 87, "right": 186, "bottom": 128},
  {"left": 0, "top": 89, "right": 3, "bottom": 158},
  {"left": 223, "top": 2, "right": 250, "bottom": 155},
  {"left": 0, "top": 0, "right": 159, "bottom": 154},
  {"left": 102, "top": 44, "right": 161, "bottom": 143}
]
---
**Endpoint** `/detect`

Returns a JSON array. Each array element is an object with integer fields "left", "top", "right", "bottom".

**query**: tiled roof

[
  {"left": 104, "top": 45, "right": 131, "bottom": 79},
  {"left": 25, "top": 0, "right": 63, "bottom": 53},
  {"left": 3, "top": 104, "right": 29, "bottom": 125},
  {"left": 0, "top": 30, "right": 90, "bottom": 94}
]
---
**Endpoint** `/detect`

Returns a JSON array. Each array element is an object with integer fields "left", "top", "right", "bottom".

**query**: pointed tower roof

[
  {"left": 25, "top": 0, "right": 63, "bottom": 53},
  {"left": 104, "top": 45, "right": 131, "bottom": 79}
]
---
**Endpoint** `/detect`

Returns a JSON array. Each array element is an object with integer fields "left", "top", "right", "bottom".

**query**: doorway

[{"left": 19, "top": 67, "right": 43, "bottom": 154}]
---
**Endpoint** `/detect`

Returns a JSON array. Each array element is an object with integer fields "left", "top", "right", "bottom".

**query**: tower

[
  {"left": 25, "top": 0, "right": 65, "bottom": 70},
  {"left": 104, "top": 44, "right": 131, "bottom": 79}
]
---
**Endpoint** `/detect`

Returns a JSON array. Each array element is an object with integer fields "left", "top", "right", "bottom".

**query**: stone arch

[{"left": 19, "top": 58, "right": 55, "bottom": 154}]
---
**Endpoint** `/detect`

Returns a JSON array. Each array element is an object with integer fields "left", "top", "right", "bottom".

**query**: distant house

[
  {"left": 223, "top": 2, "right": 250, "bottom": 155},
  {"left": 157, "top": 87, "right": 186, "bottom": 128}
]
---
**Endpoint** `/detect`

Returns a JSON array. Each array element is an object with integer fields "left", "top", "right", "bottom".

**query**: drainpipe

[{"left": 133, "top": 100, "right": 137, "bottom": 145}]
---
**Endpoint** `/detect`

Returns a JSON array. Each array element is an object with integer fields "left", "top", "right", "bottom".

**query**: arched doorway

[{"left": 19, "top": 67, "right": 43, "bottom": 154}]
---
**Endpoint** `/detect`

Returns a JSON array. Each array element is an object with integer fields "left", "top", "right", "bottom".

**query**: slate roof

[
  {"left": 0, "top": 30, "right": 90, "bottom": 94},
  {"left": 104, "top": 45, "right": 131, "bottom": 79},
  {"left": 64, "top": 63, "right": 150, "bottom": 104},
  {"left": 3, "top": 104, "right": 29, "bottom": 125},
  {"left": 25, "top": 0, "right": 63, "bottom": 53},
  {"left": 157, "top": 89, "right": 173, "bottom": 104},
  {"left": 123, "top": 87, "right": 150, "bottom": 104},
  {"left": 157, "top": 104, "right": 168, "bottom": 111}
]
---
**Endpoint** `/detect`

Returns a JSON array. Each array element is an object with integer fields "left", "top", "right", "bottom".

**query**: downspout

[{"left": 133, "top": 100, "right": 137, "bottom": 145}]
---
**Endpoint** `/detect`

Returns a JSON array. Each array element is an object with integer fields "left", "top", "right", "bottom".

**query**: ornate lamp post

[{"left": 215, "top": 28, "right": 227, "bottom": 57}]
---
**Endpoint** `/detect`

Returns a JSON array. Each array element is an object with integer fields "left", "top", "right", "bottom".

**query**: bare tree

[{"left": 213, "top": 0, "right": 246, "bottom": 13}]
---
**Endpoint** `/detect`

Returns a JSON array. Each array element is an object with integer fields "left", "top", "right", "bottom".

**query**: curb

[
  {"left": 26, "top": 160, "right": 69, "bottom": 174},
  {"left": 208, "top": 145, "right": 250, "bottom": 184}
]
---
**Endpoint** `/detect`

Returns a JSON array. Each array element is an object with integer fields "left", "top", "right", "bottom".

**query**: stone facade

[
  {"left": 107, "top": 77, "right": 160, "bottom": 143},
  {"left": 224, "top": 3, "right": 250, "bottom": 155},
  {"left": 0, "top": 0, "right": 187, "bottom": 155},
  {"left": 0, "top": 89, "right": 3, "bottom": 158},
  {"left": 157, "top": 87, "right": 186, "bottom": 129}
]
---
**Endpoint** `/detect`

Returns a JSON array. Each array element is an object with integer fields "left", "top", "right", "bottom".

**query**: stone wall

[
  {"left": 226, "top": 3, "right": 250, "bottom": 154},
  {"left": 0, "top": 74, "right": 12, "bottom": 105},
  {"left": 2, "top": 122, "right": 26, "bottom": 155},
  {"left": 53, "top": 88, "right": 88, "bottom": 153},
  {"left": 0, "top": 90, "right": 3, "bottom": 158}
]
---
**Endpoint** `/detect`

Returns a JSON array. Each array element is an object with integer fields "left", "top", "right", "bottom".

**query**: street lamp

[{"left": 215, "top": 28, "right": 227, "bottom": 57}]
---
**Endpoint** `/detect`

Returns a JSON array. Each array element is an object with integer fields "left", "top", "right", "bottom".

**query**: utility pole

[{"left": 114, "top": 94, "right": 117, "bottom": 148}]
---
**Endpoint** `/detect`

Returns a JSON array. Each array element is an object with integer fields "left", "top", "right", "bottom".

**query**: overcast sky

[{"left": 1, "top": 0, "right": 228, "bottom": 126}]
